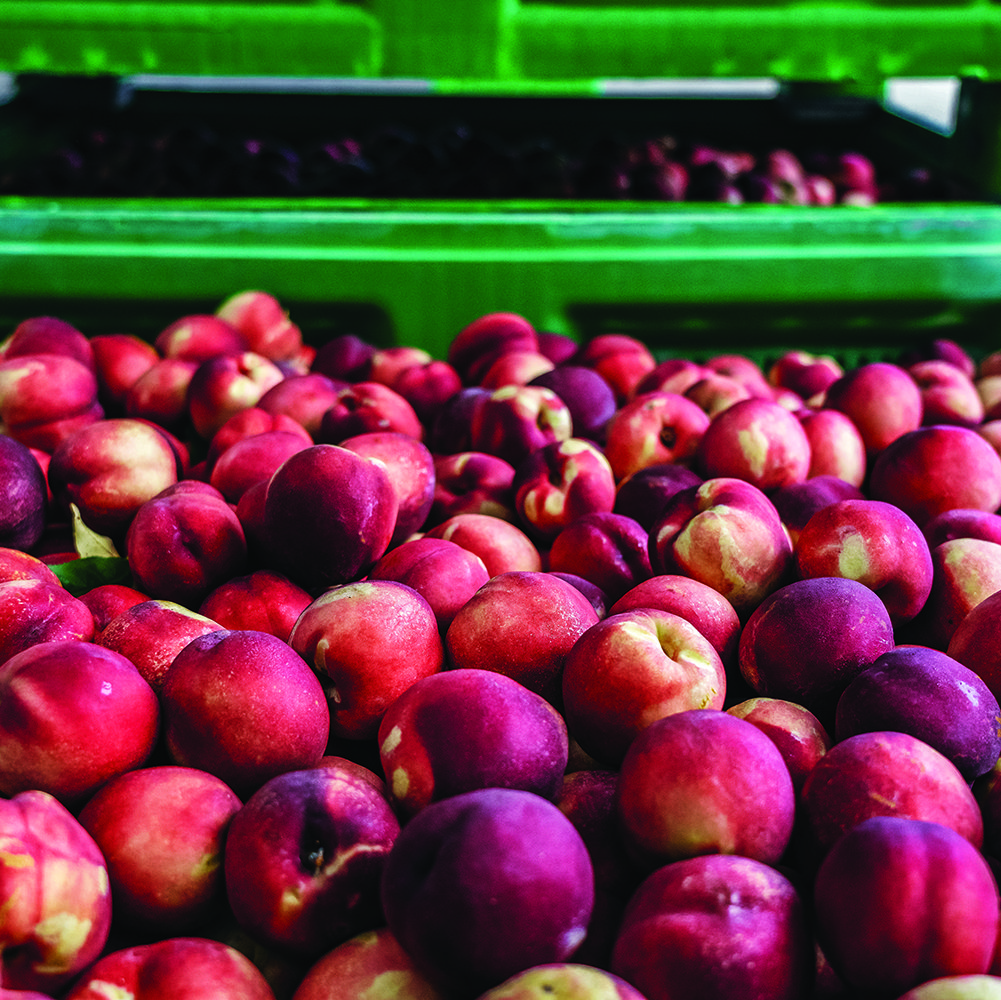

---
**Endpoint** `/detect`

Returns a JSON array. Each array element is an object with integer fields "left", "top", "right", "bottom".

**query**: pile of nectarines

[{"left": 2, "top": 293, "right": 1001, "bottom": 1000}]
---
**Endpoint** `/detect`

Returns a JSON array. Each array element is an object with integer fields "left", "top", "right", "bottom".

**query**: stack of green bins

[{"left": 3, "top": 0, "right": 1001, "bottom": 365}]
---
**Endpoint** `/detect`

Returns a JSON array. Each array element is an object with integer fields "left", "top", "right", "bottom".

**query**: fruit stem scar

[{"left": 303, "top": 841, "right": 325, "bottom": 874}]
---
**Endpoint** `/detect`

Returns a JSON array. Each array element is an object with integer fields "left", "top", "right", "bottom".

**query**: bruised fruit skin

[
  {"left": 377, "top": 668, "right": 569, "bottom": 818},
  {"left": 813, "top": 817, "right": 999, "bottom": 996},
  {"left": 0, "top": 790, "right": 112, "bottom": 994},
  {"left": 611, "top": 854, "right": 814, "bottom": 1000},
  {"left": 380, "top": 788, "right": 594, "bottom": 998},
  {"left": 615, "top": 709, "right": 796, "bottom": 870}
]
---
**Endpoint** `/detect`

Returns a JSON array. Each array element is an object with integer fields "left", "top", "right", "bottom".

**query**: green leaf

[
  {"left": 48, "top": 556, "right": 133, "bottom": 597},
  {"left": 69, "top": 503, "right": 120, "bottom": 559}
]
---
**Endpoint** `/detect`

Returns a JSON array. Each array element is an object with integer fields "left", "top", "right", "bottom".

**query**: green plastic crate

[
  {"left": 0, "top": 2, "right": 382, "bottom": 79},
  {"left": 4, "top": 3, "right": 1001, "bottom": 369},
  {"left": 4, "top": 196, "right": 1001, "bottom": 368},
  {"left": 5, "top": 0, "right": 1001, "bottom": 90},
  {"left": 503, "top": 2, "right": 1001, "bottom": 91},
  {"left": 0, "top": 85, "right": 996, "bottom": 367}
]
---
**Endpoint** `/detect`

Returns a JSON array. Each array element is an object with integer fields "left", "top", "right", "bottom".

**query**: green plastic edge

[
  {"left": 0, "top": 2, "right": 383, "bottom": 78},
  {"left": 3, "top": 1, "right": 1001, "bottom": 84},
  {"left": 4, "top": 196, "right": 1001, "bottom": 364}
]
